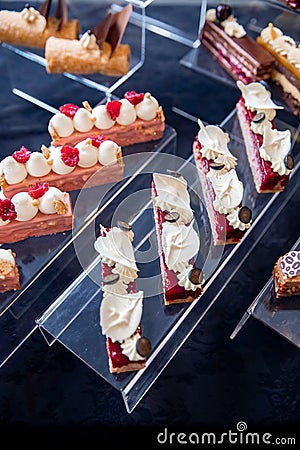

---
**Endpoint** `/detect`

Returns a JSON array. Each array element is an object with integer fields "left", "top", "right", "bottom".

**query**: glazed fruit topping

[
  {"left": 59, "top": 103, "right": 80, "bottom": 118},
  {"left": 216, "top": 3, "right": 232, "bottom": 22},
  {"left": 136, "top": 336, "right": 152, "bottom": 357},
  {"left": 252, "top": 112, "right": 265, "bottom": 123},
  {"left": 188, "top": 267, "right": 204, "bottom": 285},
  {"left": 117, "top": 220, "right": 132, "bottom": 232},
  {"left": 12, "top": 146, "right": 32, "bottom": 163},
  {"left": 28, "top": 182, "right": 49, "bottom": 199},
  {"left": 238, "top": 206, "right": 252, "bottom": 224},
  {"left": 89, "top": 134, "right": 107, "bottom": 148},
  {"left": 124, "top": 91, "right": 145, "bottom": 105},
  {"left": 61, "top": 145, "right": 79, "bottom": 167},
  {"left": 106, "top": 100, "right": 122, "bottom": 120},
  {"left": 165, "top": 211, "right": 180, "bottom": 223},
  {"left": 0, "top": 198, "right": 17, "bottom": 221},
  {"left": 102, "top": 273, "right": 120, "bottom": 285},
  {"left": 284, "top": 154, "right": 294, "bottom": 170}
]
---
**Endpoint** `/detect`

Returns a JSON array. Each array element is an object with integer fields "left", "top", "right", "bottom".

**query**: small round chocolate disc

[
  {"left": 238, "top": 206, "right": 252, "bottom": 224},
  {"left": 166, "top": 169, "right": 182, "bottom": 178},
  {"left": 252, "top": 112, "right": 265, "bottom": 123},
  {"left": 165, "top": 211, "right": 180, "bottom": 223},
  {"left": 136, "top": 336, "right": 152, "bottom": 357},
  {"left": 210, "top": 162, "right": 225, "bottom": 171},
  {"left": 188, "top": 267, "right": 203, "bottom": 285},
  {"left": 284, "top": 154, "right": 294, "bottom": 170},
  {"left": 102, "top": 273, "right": 120, "bottom": 285},
  {"left": 117, "top": 220, "right": 132, "bottom": 232},
  {"left": 259, "top": 80, "right": 271, "bottom": 91}
]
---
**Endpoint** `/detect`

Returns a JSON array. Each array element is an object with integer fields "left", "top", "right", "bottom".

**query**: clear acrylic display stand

[
  {"left": 0, "top": 122, "right": 177, "bottom": 368},
  {"left": 0, "top": 0, "right": 146, "bottom": 103},
  {"left": 35, "top": 107, "right": 300, "bottom": 413},
  {"left": 111, "top": 0, "right": 207, "bottom": 48},
  {"left": 230, "top": 236, "right": 300, "bottom": 349}
]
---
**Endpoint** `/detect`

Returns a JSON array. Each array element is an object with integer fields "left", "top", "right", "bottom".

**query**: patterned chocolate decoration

[{"left": 280, "top": 251, "right": 300, "bottom": 278}]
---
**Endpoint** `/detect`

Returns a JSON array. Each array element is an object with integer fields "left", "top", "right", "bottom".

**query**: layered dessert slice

[
  {"left": 0, "top": 183, "right": 73, "bottom": 244},
  {"left": 45, "top": 4, "right": 132, "bottom": 76},
  {"left": 273, "top": 250, "right": 300, "bottom": 298},
  {"left": 236, "top": 80, "right": 294, "bottom": 193},
  {"left": 201, "top": 3, "right": 275, "bottom": 84},
  {"left": 48, "top": 91, "right": 165, "bottom": 148},
  {"left": 0, "top": 136, "right": 123, "bottom": 198},
  {"left": 256, "top": 23, "right": 300, "bottom": 116},
  {"left": 0, "top": 249, "right": 20, "bottom": 293},
  {"left": 0, "top": 0, "right": 79, "bottom": 49},
  {"left": 193, "top": 120, "right": 252, "bottom": 246},
  {"left": 152, "top": 173, "right": 204, "bottom": 305},
  {"left": 94, "top": 222, "right": 151, "bottom": 374}
]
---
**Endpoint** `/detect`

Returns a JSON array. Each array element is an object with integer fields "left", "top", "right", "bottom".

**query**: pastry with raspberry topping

[
  {"left": 0, "top": 0, "right": 79, "bottom": 49},
  {"left": 48, "top": 91, "right": 165, "bottom": 148},
  {"left": 45, "top": 4, "right": 132, "bottom": 77},
  {"left": 94, "top": 222, "right": 151, "bottom": 374},
  {"left": 0, "top": 248, "right": 20, "bottom": 294},
  {"left": 273, "top": 251, "right": 300, "bottom": 298}
]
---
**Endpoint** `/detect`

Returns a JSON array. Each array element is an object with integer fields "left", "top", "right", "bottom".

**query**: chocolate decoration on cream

[
  {"left": 284, "top": 154, "right": 294, "bottom": 170},
  {"left": 54, "top": 0, "right": 68, "bottom": 31},
  {"left": 252, "top": 112, "right": 266, "bottom": 123},
  {"left": 165, "top": 212, "right": 180, "bottom": 223},
  {"left": 188, "top": 268, "right": 204, "bottom": 285},
  {"left": 117, "top": 220, "right": 132, "bottom": 232},
  {"left": 210, "top": 162, "right": 225, "bottom": 171},
  {"left": 238, "top": 206, "right": 252, "bottom": 224},
  {"left": 102, "top": 273, "right": 120, "bottom": 285},
  {"left": 136, "top": 336, "right": 152, "bottom": 357},
  {"left": 280, "top": 251, "right": 300, "bottom": 278}
]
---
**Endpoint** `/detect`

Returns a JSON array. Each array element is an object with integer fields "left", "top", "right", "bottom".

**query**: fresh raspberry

[
  {"left": 89, "top": 135, "right": 107, "bottom": 148},
  {"left": 0, "top": 199, "right": 17, "bottom": 221},
  {"left": 28, "top": 182, "right": 49, "bottom": 199},
  {"left": 12, "top": 146, "right": 32, "bottom": 163},
  {"left": 106, "top": 100, "right": 122, "bottom": 120},
  {"left": 59, "top": 103, "right": 80, "bottom": 118},
  {"left": 124, "top": 91, "right": 145, "bottom": 105},
  {"left": 60, "top": 145, "right": 79, "bottom": 167}
]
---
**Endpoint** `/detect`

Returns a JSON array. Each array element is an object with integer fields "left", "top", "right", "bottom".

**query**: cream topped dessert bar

[
  {"left": 193, "top": 120, "right": 252, "bottom": 246},
  {"left": 236, "top": 80, "right": 294, "bottom": 193},
  {"left": 0, "top": 136, "right": 123, "bottom": 198},
  {"left": 152, "top": 173, "right": 204, "bottom": 305},
  {"left": 0, "top": 248, "right": 20, "bottom": 293},
  {"left": 45, "top": 4, "right": 132, "bottom": 76},
  {"left": 257, "top": 23, "right": 300, "bottom": 116},
  {"left": 94, "top": 222, "right": 151, "bottom": 374},
  {"left": 201, "top": 3, "right": 275, "bottom": 84},
  {"left": 48, "top": 91, "right": 165, "bottom": 148},
  {"left": 0, "top": 183, "right": 73, "bottom": 244},
  {"left": 0, "top": 0, "right": 80, "bottom": 48},
  {"left": 273, "top": 250, "right": 300, "bottom": 298}
]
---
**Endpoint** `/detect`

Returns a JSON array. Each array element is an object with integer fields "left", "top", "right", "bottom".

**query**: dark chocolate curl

[
  {"left": 39, "top": 0, "right": 52, "bottom": 19},
  {"left": 55, "top": 0, "right": 68, "bottom": 31}
]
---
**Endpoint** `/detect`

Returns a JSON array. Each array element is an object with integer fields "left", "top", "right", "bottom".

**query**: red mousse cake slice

[
  {"left": 0, "top": 183, "right": 73, "bottom": 244},
  {"left": 48, "top": 91, "right": 165, "bottom": 148},
  {"left": 152, "top": 173, "right": 204, "bottom": 305},
  {"left": 201, "top": 3, "right": 275, "bottom": 84},
  {"left": 0, "top": 248, "right": 20, "bottom": 293},
  {"left": 94, "top": 222, "right": 151, "bottom": 374},
  {"left": 193, "top": 120, "right": 252, "bottom": 246},
  {"left": 236, "top": 80, "right": 294, "bottom": 193}
]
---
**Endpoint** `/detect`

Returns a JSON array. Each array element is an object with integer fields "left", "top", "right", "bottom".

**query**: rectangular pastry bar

[
  {"left": 152, "top": 173, "right": 204, "bottom": 305},
  {"left": 201, "top": 4, "right": 275, "bottom": 84},
  {"left": 236, "top": 80, "right": 293, "bottom": 193},
  {"left": 94, "top": 223, "right": 151, "bottom": 374},
  {"left": 0, "top": 184, "right": 73, "bottom": 244},
  {"left": 0, "top": 249, "right": 20, "bottom": 293},
  {"left": 273, "top": 250, "right": 300, "bottom": 298},
  {"left": 193, "top": 120, "right": 252, "bottom": 246}
]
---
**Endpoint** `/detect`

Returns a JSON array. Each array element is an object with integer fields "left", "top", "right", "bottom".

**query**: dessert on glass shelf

[
  {"left": 0, "top": 249, "right": 20, "bottom": 293},
  {"left": 0, "top": 0, "right": 79, "bottom": 49},
  {"left": 0, "top": 183, "right": 73, "bottom": 244},
  {"left": 256, "top": 23, "right": 300, "bottom": 116},
  {"left": 201, "top": 3, "right": 275, "bottom": 84},
  {"left": 152, "top": 172, "right": 204, "bottom": 305},
  {"left": 273, "top": 250, "right": 300, "bottom": 298},
  {"left": 193, "top": 120, "right": 252, "bottom": 246},
  {"left": 94, "top": 221, "right": 151, "bottom": 374},
  {"left": 45, "top": 4, "right": 132, "bottom": 76},
  {"left": 236, "top": 80, "right": 294, "bottom": 193},
  {"left": 284, "top": 1, "right": 300, "bottom": 9},
  {"left": 48, "top": 91, "right": 165, "bottom": 148},
  {"left": 0, "top": 137, "right": 123, "bottom": 198}
]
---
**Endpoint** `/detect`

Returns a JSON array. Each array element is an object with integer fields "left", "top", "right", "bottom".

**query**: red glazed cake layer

[{"left": 236, "top": 98, "right": 290, "bottom": 193}]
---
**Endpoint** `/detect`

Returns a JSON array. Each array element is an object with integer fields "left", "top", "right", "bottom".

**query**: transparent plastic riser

[{"left": 36, "top": 108, "right": 300, "bottom": 413}]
